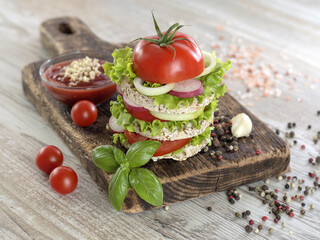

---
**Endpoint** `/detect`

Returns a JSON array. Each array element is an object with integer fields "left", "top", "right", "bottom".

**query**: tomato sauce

[{"left": 42, "top": 59, "right": 116, "bottom": 106}]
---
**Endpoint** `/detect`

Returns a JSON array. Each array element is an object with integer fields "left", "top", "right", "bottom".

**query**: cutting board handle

[{"left": 40, "top": 17, "right": 117, "bottom": 56}]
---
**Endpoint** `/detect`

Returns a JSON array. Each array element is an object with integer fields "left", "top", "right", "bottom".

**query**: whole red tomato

[
  {"left": 132, "top": 32, "right": 204, "bottom": 84},
  {"left": 35, "top": 145, "right": 63, "bottom": 174},
  {"left": 71, "top": 100, "right": 97, "bottom": 127},
  {"left": 49, "top": 166, "right": 78, "bottom": 194}
]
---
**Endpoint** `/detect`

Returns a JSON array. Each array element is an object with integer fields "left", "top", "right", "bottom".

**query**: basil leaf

[
  {"left": 129, "top": 168, "right": 163, "bottom": 206},
  {"left": 127, "top": 141, "right": 161, "bottom": 168},
  {"left": 113, "top": 147, "right": 127, "bottom": 164},
  {"left": 108, "top": 167, "right": 130, "bottom": 211},
  {"left": 92, "top": 145, "right": 120, "bottom": 173}
]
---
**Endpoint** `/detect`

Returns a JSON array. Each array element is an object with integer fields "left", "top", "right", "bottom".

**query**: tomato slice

[{"left": 124, "top": 130, "right": 191, "bottom": 157}]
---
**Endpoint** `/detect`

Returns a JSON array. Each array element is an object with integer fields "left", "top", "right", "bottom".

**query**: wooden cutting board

[{"left": 22, "top": 17, "right": 290, "bottom": 213}]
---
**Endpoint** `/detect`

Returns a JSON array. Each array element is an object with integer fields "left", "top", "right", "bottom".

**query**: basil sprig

[{"left": 92, "top": 140, "right": 162, "bottom": 211}]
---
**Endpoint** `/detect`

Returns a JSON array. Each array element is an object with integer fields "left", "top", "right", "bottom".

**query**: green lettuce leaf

[
  {"left": 110, "top": 95, "right": 218, "bottom": 137},
  {"left": 190, "top": 126, "right": 212, "bottom": 146},
  {"left": 103, "top": 46, "right": 136, "bottom": 85},
  {"left": 143, "top": 82, "right": 163, "bottom": 88},
  {"left": 112, "top": 133, "right": 128, "bottom": 145}
]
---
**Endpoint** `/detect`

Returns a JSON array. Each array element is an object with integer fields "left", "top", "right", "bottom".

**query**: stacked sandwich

[{"left": 104, "top": 15, "right": 230, "bottom": 161}]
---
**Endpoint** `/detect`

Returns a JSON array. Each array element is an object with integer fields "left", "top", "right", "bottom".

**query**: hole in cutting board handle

[{"left": 58, "top": 23, "right": 75, "bottom": 34}]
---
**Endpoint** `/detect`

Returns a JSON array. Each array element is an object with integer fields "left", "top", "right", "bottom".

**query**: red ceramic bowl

[{"left": 40, "top": 50, "right": 116, "bottom": 106}]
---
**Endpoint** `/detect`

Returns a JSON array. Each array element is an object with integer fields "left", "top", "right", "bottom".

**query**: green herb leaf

[
  {"left": 129, "top": 168, "right": 163, "bottom": 206},
  {"left": 127, "top": 141, "right": 161, "bottom": 168},
  {"left": 92, "top": 145, "right": 120, "bottom": 173},
  {"left": 108, "top": 167, "right": 131, "bottom": 211},
  {"left": 113, "top": 147, "right": 127, "bottom": 164}
]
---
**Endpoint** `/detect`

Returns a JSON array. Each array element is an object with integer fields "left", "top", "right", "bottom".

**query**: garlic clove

[{"left": 231, "top": 113, "right": 252, "bottom": 138}]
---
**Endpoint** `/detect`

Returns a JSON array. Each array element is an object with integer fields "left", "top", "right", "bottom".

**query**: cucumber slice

[
  {"left": 197, "top": 51, "right": 216, "bottom": 77},
  {"left": 150, "top": 107, "right": 204, "bottom": 121},
  {"left": 133, "top": 77, "right": 175, "bottom": 96}
]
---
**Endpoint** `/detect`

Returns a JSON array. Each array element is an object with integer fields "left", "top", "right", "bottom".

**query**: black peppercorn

[{"left": 245, "top": 225, "right": 253, "bottom": 233}]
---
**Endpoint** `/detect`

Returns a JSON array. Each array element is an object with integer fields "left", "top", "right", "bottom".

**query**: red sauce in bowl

[{"left": 40, "top": 54, "right": 116, "bottom": 106}]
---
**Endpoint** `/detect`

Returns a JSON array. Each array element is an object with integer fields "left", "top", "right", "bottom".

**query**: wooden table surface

[{"left": 1, "top": 0, "right": 319, "bottom": 239}]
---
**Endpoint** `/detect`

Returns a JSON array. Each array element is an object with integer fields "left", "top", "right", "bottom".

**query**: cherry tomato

[
  {"left": 49, "top": 166, "right": 78, "bottom": 194},
  {"left": 132, "top": 32, "right": 204, "bottom": 84},
  {"left": 35, "top": 145, "right": 63, "bottom": 174},
  {"left": 124, "top": 130, "right": 191, "bottom": 156},
  {"left": 71, "top": 100, "right": 97, "bottom": 127}
]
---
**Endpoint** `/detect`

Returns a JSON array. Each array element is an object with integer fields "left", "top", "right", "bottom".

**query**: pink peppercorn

[
  {"left": 287, "top": 176, "right": 291, "bottom": 180},
  {"left": 256, "top": 149, "right": 262, "bottom": 155},
  {"left": 262, "top": 216, "right": 267, "bottom": 221},
  {"left": 301, "top": 145, "right": 305, "bottom": 150},
  {"left": 211, "top": 133, "right": 216, "bottom": 137},
  {"left": 300, "top": 196, "right": 304, "bottom": 200},
  {"left": 285, "top": 206, "right": 290, "bottom": 210},
  {"left": 249, "top": 220, "right": 254, "bottom": 225},
  {"left": 316, "top": 176, "right": 320, "bottom": 181},
  {"left": 289, "top": 212, "right": 294, "bottom": 217},
  {"left": 274, "top": 219, "right": 278, "bottom": 223},
  {"left": 275, "top": 189, "right": 279, "bottom": 193},
  {"left": 309, "top": 172, "right": 315, "bottom": 178},
  {"left": 291, "top": 196, "right": 295, "bottom": 200},
  {"left": 218, "top": 155, "right": 223, "bottom": 160},
  {"left": 309, "top": 158, "right": 313, "bottom": 163}
]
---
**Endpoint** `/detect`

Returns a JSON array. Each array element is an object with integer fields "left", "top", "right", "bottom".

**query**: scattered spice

[
  {"left": 245, "top": 225, "right": 253, "bottom": 233},
  {"left": 207, "top": 206, "right": 212, "bottom": 211}
]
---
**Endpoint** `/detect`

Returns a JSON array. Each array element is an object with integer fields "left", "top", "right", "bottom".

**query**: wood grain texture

[
  {"left": 1, "top": 0, "right": 320, "bottom": 239},
  {"left": 22, "top": 17, "right": 289, "bottom": 213}
]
